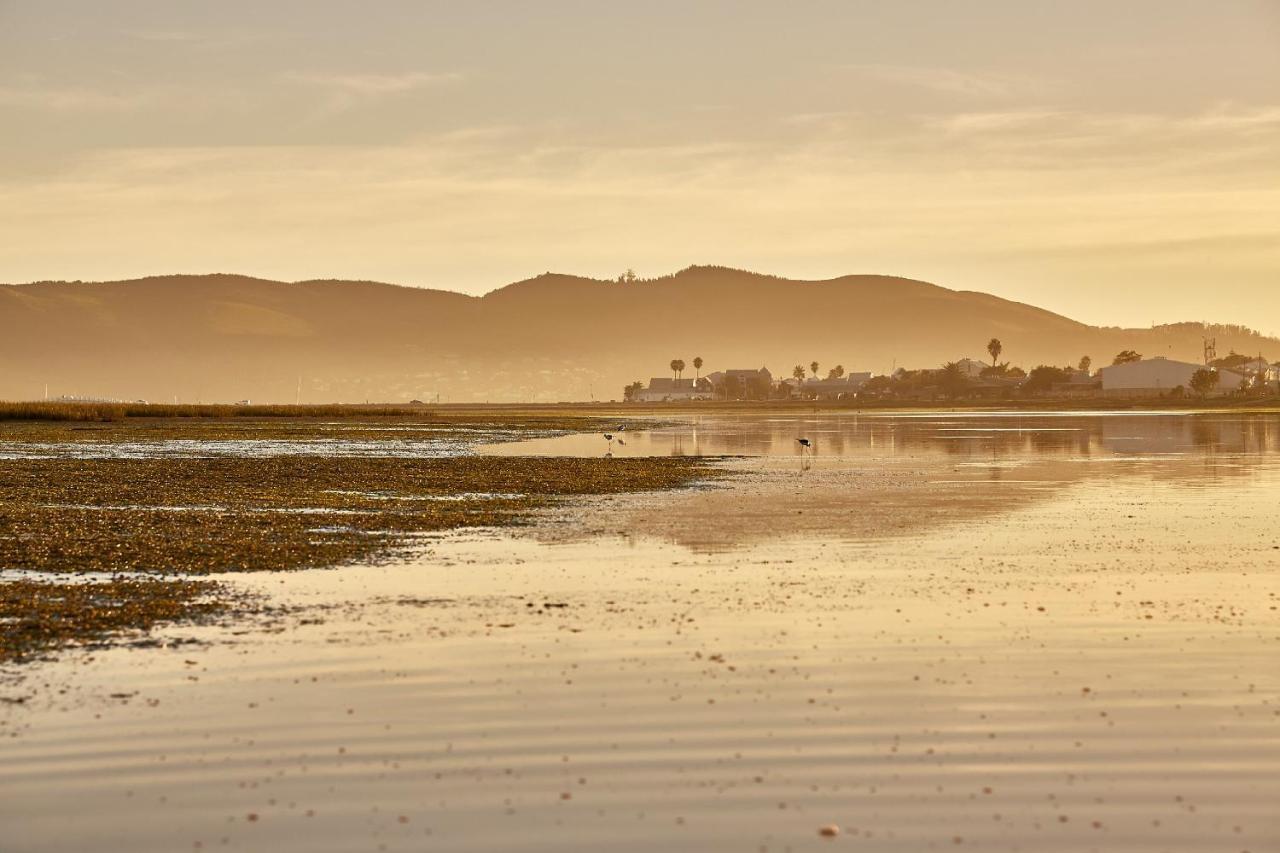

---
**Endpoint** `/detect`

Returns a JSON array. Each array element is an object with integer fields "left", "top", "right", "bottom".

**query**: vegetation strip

[
  {"left": 0, "top": 578, "right": 226, "bottom": 664},
  {"left": 0, "top": 426, "right": 719, "bottom": 662}
]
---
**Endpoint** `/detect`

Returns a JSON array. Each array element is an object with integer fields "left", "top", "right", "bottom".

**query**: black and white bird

[
  {"left": 604, "top": 432, "right": 626, "bottom": 457},
  {"left": 796, "top": 437, "right": 813, "bottom": 453}
]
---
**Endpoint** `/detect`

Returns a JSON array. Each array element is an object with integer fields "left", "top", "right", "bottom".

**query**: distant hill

[{"left": 1, "top": 266, "right": 1275, "bottom": 403}]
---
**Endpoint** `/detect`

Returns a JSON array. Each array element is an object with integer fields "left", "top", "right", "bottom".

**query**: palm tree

[
  {"left": 987, "top": 338, "right": 1003, "bottom": 367},
  {"left": 675, "top": 359, "right": 686, "bottom": 380},
  {"left": 670, "top": 359, "right": 680, "bottom": 380},
  {"left": 1078, "top": 355, "right": 1092, "bottom": 373},
  {"left": 792, "top": 365, "right": 806, "bottom": 382},
  {"left": 827, "top": 364, "right": 845, "bottom": 380},
  {"left": 939, "top": 361, "right": 969, "bottom": 399},
  {"left": 693, "top": 356, "right": 703, "bottom": 382},
  {"left": 810, "top": 361, "right": 819, "bottom": 379}
]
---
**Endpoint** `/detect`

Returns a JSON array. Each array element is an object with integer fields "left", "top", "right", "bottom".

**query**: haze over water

[{"left": 3, "top": 412, "right": 1276, "bottom": 852}]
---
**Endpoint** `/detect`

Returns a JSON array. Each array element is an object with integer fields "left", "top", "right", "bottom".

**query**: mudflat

[{"left": 1, "top": 410, "right": 1277, "bottom": 852}]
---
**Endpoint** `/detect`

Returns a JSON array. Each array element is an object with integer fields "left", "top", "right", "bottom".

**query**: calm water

[{"left": 2, "top": 413, "right": 1278, "bottom": 852}]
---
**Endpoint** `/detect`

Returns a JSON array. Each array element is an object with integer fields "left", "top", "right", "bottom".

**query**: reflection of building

[
  {"left": 632, "top": 377, "right": 714, "bottom": 402},
  {"left": 1098, "top": 357, "right": 1243, "bottom": 397}
]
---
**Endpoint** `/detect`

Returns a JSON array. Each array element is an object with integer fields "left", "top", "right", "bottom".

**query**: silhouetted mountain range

[{"left": 2, "top": 266, "right": 1274, "bottom": 402}]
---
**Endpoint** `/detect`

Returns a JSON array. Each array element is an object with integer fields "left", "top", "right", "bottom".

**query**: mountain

[{"left": 1, "top": 266, "right": 1274, "bottom": 403}]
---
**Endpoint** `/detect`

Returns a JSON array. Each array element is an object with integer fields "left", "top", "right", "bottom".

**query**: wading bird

[
  {"left": 604, "top": 432, "right": 625, "bottom": 456},
  {"left": 797, "top": 437, "right": 813, "bottom": 453}
]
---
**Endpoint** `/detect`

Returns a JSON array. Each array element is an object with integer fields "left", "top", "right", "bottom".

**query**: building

[
  {"left": 791, "top": 372, "right": 873, "bottom": 400},
  {"left": 1098, "top": 357, "right": 1244, "bottom": 397},
  {"left": 631, "top": 377, "right": 713, "bottom": 403},
  {"left": 705, "top": 367, "right": 774, "bottom": 400},
  {"left": 954, "top": 358, "right": 991, "bottom": 379}
]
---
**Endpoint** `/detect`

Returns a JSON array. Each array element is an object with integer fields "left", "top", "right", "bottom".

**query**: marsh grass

[
  {"left": 0, "top": 416, "right": 720, "bottom": 662},
  {"left": 0, "top": 401, "right": 425, "bottom": 422},
  {"left": 0, "top": 455, "right": 718, "bottom": 574},
  {"left": 0, "top": 577, "right": 227, "bottom": 663}
]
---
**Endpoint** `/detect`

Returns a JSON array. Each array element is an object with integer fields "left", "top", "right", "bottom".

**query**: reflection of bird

[{"left": 617, "top": 424, "right": 626, "bottom": 431}]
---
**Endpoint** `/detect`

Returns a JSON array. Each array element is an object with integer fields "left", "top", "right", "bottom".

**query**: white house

[
  {"left": 954, "top": 358, "right": 991, "bottom": 379},
  {"left": 1098, "top": 357, "right": 1244, "bottom": 397},
  {"left": 631, "top": 377, "right": 713, "bottom": 402}
]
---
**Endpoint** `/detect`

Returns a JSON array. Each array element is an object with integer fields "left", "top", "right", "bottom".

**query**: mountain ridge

[{"left": 1, "top": 266, "right": 1272, "bottom": 403}]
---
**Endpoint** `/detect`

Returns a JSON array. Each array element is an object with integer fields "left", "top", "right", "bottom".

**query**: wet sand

[{"left": 2, "top": 412, "right": 1278, "bottom": 852}]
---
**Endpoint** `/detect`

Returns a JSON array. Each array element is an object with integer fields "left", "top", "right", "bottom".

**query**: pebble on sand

[{"left": 818, "top": 824, "right": 840, "bottom": 837}]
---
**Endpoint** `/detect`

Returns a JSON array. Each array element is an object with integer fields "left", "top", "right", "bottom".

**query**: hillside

[{"left": 1, "top": 266, "right": 1274, "bottom": 403}]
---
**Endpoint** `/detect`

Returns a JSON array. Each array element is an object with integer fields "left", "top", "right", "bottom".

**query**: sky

[{"left": 1, "top": 0, "right": 1278, "bottom": 330}]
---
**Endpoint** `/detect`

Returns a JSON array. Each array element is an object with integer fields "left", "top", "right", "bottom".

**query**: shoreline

[{"left": 2, "top": 397, "right": 1280, "bottom": 424}]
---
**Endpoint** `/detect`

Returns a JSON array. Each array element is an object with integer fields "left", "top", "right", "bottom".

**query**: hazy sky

[{"left": 2, "top": 1, "right": 1278, "bottom": 329}]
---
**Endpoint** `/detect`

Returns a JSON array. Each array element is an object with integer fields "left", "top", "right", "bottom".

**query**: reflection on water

[
  {"left": 484, "top": 411, "right": 1280, "bottom": 463},
  {"left": 3, "top": 412, "right": 1279, "bottom": 853}
]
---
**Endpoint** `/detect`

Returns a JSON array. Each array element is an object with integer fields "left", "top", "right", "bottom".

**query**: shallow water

[{"left": 2, "top": 412, "right": 1278, "bottom": 852}]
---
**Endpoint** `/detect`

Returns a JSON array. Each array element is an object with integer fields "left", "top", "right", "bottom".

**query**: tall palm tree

[
  {"left": 810, "top": 361, "right": 819, "bottom": 379},
  {"left": 987, "top": 338, "right": 1003, "bottom": 367},
  {"left": 792, "top": 365, "right": 806, "bottom": 382},
  {"left": 670, "top": 359, "right": 680, "bottom": 380},
  {"left": 693, "top": 356, "right": 703, "bottom": 381}
]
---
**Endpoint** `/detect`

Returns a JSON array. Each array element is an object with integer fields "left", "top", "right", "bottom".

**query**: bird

[{"left": 796, "top": 437, "right": 813, "bottom": 453}]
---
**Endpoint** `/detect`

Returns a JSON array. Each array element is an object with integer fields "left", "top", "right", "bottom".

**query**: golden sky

[{"left": 2, "top": 1, "right": 1278, "bottom": 330}]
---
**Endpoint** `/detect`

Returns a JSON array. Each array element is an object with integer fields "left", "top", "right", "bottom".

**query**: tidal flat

[
  {"left": 2, "top": 410, "right": 1278, "bottom": 852},
  {"left": 0, "top": 414, "right": 715, "bottom": 661}
]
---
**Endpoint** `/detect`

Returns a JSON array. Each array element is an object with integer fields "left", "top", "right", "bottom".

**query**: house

[
  {"left": 792, "top": 372, "right": 873, "bottom": 400},
  {"left": 706, "top": 367, "right": 774, "bottom": 400},
  {"left": 1222, "top": 358, "right": 1278, "bottom": 389},
  {"left": 954, "top": 358, "right": 991, "bottom": 379},
  {"left": 1098, "top": 357, "right": 1244, "bottom": 397},
  {"left": 631, "top": 376, "right": 713, "bottom": 403},
  {"left": 1049, "top": 367, "right": 1100, "bottom": 397}
]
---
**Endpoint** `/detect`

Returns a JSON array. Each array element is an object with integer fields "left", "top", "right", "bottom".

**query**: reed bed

[{"left": 0, "top": 401, "right": 423, "bottom": 422}]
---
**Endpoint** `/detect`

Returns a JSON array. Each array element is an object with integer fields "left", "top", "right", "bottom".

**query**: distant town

[{"left": 624, "top": 340, "right": 1280, "bottom": 403}]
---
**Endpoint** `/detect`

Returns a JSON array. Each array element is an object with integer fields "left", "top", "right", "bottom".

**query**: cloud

[
  {"left": 0, "top": 82, "right": 153, "bottom": 113},
  {"left": 120, "top": 29, "right": 200, "bottom": 43},
  {"left": 286, "top": 71, "right": 463, "bottom": 97},
  {"left": 840, "top": 63, "right": 1042, "bottom": 98}
]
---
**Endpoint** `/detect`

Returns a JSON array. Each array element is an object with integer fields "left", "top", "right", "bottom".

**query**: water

[{"left": 2, "top": 412, "right": 1278, "bottom": 852}]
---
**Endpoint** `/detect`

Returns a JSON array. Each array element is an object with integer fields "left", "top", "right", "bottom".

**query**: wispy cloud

[
  {"left": 120, "top": 29, "right": 200, "bottom": 43},
  {"left": 839, "top": 63, "right": 1043, "bottom": 98},
  {"left": 286, "top": 71, "right": 463, "bottom": 97},
  {"left": 0, "top": 81, "right": 153, "bottom": 113}
]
